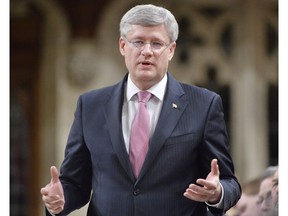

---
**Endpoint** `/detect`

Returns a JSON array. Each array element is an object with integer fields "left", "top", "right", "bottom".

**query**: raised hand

[
  {"left": 40, "top": 166, "right": 65, "bottom": 214},
  {"left": 184, "top": 159, "right": 222, "bottom": 204}
]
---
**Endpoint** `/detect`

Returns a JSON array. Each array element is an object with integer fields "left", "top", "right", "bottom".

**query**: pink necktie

[{"left": 129, "top": 91, "right": 152, "bottom": 178}]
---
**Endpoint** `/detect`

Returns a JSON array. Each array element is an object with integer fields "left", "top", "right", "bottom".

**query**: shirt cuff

[
  {"left": 47, "top": 208, "right": 56, "bottom": 216},
  {"left": 205, "top": 182, "right": 224, "bottom": 209}
]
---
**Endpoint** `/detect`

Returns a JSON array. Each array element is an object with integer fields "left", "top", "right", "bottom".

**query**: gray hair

[
  {"left": 120, "top": 4, "right": 179, "bottom": 42},
  {"left": 261, "top": 166, "right": 278, "bottom": 180}
]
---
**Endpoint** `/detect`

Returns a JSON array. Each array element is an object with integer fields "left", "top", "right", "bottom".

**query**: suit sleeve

[
  {"left": 201, "top": 94, "right": 241, "bottom": 215},
  {"left": 56, "top": 96, "right": 93, "bottom": 215}
]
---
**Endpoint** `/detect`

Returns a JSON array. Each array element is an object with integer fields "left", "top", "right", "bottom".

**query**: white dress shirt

[{"left": 122, "top": 73, "right": 167, "bottom": 153}]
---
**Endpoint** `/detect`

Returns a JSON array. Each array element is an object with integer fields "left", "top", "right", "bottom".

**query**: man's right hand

[{"left": 40, "top": 166, "right": 65, "bottom": 215}]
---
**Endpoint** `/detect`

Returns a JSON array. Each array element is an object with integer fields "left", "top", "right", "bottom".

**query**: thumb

[
  {"left": 211, "top": 159, "right": 219, "bottom": 176},
  {"left": 50, "top": 166, "right": 60, "bottom": 184}
]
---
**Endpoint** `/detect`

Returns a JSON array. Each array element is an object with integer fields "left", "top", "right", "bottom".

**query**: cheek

[
  {"left": 124, "top": 50, "right": 137, "bottom": 61},
  {"left": 124, "top": 53, "right": 136, "bottom": 69},
  {"left": 158, "top": 56, "right": 170, "bottom": 67},
  {"left": 125, "top": 53, "right": 134, "bottom": 62}
]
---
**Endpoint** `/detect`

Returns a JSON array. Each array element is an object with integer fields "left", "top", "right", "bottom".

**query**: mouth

[{"left": 140, "top": 61, "right": 153, "bottom": 66}]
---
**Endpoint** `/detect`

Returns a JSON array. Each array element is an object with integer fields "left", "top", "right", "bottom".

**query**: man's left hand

[{"left": 184, "top": 159, "right": 222, "bottom": 204}]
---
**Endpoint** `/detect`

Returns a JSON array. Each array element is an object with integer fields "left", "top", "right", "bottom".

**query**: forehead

[
  {"left": 259, "top": 177, "right": 273, "bottom": 194},
  {"left": 127, "top": 24, "right": 169, "bottom": 40},
  {"left": 273, "top": 170, "right": 278, "bottom": 179}
]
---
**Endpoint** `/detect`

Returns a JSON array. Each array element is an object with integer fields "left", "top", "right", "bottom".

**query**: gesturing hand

[
  {"left": 184, "top": 159, "right": 222, "bottom": 204},
  {"left": 40, "top": 166, "right": 65, "bottom": 215}
]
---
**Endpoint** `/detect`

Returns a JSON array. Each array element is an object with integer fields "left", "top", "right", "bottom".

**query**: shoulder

[
  {"left": 80, "top": 75, "right": 127, "bottom": 104},
  {"left": 167, "top": 72, "right": 219, "bottom": 100},
  {"left": 182, "top": 84, "right": 224, "bottom": 115},
  {"left": 180, "top": 82, "right": 220, "bottom": 104},
  {"left": 82, "top": 85, "right": 116, "bottom": 101}
]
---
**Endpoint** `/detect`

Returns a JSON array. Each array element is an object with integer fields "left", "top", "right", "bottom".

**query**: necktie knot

[{"left": 137, "top": 91, "right": 151, "bottom": 103}]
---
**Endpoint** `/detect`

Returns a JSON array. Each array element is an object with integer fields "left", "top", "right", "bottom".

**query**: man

[
  {"left": 232, "top": 192, "right": 260, "bottom": 216},
  {"left": 257, "top": 166, "right": 277, "bottom": 216},
  {"left": 40, "top": 4, "right": 241, "bottom": 216},
  {"left": 270, "top": 168, "right": 278, "bottom": 216}
]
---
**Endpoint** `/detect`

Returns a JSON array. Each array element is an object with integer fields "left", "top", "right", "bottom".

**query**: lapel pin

[{"left": 172, "top": 103, "right": 178, "bottom": 109}]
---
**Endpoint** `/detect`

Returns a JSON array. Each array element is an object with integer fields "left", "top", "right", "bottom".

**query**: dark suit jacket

[{"left": 51, "top": 72, "right": 241, "bottom": 216}]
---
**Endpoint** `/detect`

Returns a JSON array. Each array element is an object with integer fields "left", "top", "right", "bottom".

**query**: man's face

[
  {"left": 257, "top": 177, "right": 274, "bottom": 215},
  {"left": 271, "top": 170, "right": 278, "bottom": 208},
  {"left": 119, "top": 24, "right": 176, "bottom": 90},
  {"left": 234, "top": 193, "right": 260, "bottom": 216}
]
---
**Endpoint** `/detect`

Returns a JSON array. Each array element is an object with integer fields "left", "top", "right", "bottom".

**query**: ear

[
  {"left": 168, "top": 42, "right": 176, "bottom": 61},
  {"left": 119, "top": 37, "right": 126, "bottom": 56}
]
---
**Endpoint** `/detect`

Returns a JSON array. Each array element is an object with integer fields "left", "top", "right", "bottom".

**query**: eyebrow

[{"left": 130, "top": 37, "right": 166, "bottom": 43}]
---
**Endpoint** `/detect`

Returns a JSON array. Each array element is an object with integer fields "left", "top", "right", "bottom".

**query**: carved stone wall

[{"left": 10, "top": 0, "right": 278, "bottom": 215}]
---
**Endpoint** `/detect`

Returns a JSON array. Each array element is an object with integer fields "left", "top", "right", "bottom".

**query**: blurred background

[{"left": 10, "top": 0, "right": 278, "bottom": 215}]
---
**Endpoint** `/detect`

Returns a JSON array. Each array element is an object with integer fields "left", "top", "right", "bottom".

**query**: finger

[
  {"left": 211, "top": 159, "right": 219, "bottom": 176},
  {"left": 44, "top": 196, "right": 65, "bottom": 208},
  {"left": 42, "top": 194, "right": 62, "bottom": 203},
  {"left": 40, "top": 187, "right": 48, "bottom": 195},
  {"left": 187, "top": 184, "right": 216, "bottom": 197},
  {"left": 184, "top": 187, "right": 210, "bottom": 202},
  {"left": 50, "top": 166, "right": 59, "bottom": 184},
  {"left": 184, "top": 191, "right": 206, "bottom": 201},
  {"left": 196, "top": 179, "right": 217, "bottom": 189},
  {"left": 46, "top": 202, "right": 65, "bottom": 215}
]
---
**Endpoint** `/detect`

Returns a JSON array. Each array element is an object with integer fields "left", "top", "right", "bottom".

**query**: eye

[
  {"left": 272, "top": 181, "right": 278, "bottom": 189},
  {"left": 256, "top": 197, "right": 264, "bottom": 205},
  {"left": 151, "top": 41, "right": 164, "bottom": 49},
  {"left": 132, "top": 40, "right": 145, "bottom": 48}
]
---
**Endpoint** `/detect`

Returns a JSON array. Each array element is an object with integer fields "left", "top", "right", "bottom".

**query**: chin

[{"left": 137, "top": 70, "right": 154, "bottom": 79}]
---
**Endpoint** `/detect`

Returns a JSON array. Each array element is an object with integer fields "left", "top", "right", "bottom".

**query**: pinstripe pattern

[{"left": 52, "top": 72, "right": 241, "bottom": 216}]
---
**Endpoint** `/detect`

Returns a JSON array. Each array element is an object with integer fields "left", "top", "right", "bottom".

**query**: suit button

[{"left": 133, "top": 189, "right": 140, "bottom": 196}]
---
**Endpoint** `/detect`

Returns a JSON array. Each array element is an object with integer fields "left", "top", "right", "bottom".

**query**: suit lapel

[
  {"left": 104, "top": 73, "right": 189, "bottom": 182},
  {"left": 104, "top": 75, "right": 135, "bottom": 181},
  {"left": 137, "top": 73, "right": 188, "bottom": 181}
]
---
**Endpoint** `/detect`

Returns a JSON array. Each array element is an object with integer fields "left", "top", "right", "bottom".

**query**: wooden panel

[{"left": 10, "top": 5, "right": 43, "bottom": 216}]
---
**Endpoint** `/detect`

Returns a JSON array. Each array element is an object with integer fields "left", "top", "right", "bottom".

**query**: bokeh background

[{"left": 10, "top": 0, "right": 278, "bottom": 215}]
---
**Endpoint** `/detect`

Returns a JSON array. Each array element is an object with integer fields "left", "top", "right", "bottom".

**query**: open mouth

[{"left": 141, "top": 61, "right": 152, "bottom": 66}]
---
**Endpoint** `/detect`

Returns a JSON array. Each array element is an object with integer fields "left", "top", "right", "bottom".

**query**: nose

[
  {"left": 141, "top": 43, "right": 153, "bottom": 55},
  {"left": 259, "top": 200, "right": 271, "bottom": 212}
]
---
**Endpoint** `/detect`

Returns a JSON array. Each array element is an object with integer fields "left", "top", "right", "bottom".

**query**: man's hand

[
  {"left": 40, "top": 166, "right": 65, "bottom": 215},
  {"left": 184, "top": 159, "right": 222, "bottom": 204}
]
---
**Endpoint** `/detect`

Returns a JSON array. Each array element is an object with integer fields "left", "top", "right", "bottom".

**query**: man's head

[
  {"left": 119, "top": 4, "right": 179, "bottom": 43},
  {"left": 234, "top": 192, "right": 260, "bottom": 216},
  {"left": 119, "top": 4, "right": 178, "bottom": 90},
  {"left": 270, "top": 168, "right": 278, "bottom": 215},
  {"left": 257, "top": 166, "right": 278, "bottom": 216}
]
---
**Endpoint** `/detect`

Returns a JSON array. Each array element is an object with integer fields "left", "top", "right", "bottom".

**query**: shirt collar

[{"left": 126, "top": 73, "right": 167, "bottom": 102}]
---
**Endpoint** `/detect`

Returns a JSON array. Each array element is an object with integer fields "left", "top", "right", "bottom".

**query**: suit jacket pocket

[{"left": 164, "top": 133, "right": 195, "bottom": 146}]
